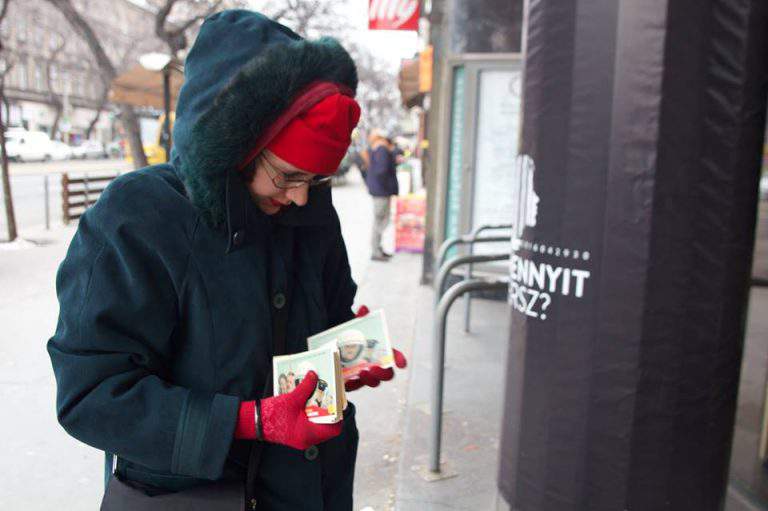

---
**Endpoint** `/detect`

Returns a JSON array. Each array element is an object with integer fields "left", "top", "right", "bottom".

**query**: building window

[
  {"left": 50, "top": 64, "right": 59, "bottom": 93},
  {"left": 72, "top": 72, "right": 81, "bottom": 97},
  {"left": 91, "top": 79, "right": 100, "bottom": 101},
  {"left": 49, "top": 32, "right": 62, "bottom": 52},
  {"left": 34, "top": 26, "right": 43, "bottom": 47},
  {"left": 5, "top": 63, "right": 15, "bottom": 89},
  {"left": 18, "top": 60, "right": 28, "bottom": 89},
  {"left": 17, "top": 16, "right": 27, "bottom": 42},
  {"left": 60, "top": 70, "right": 70, "bottom": 95},
  {"left": 34, "top": 61, "right": 44, "bottom": 91}
]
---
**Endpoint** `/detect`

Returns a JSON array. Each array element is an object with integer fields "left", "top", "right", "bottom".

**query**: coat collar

[{"left": 224, "top": 168, "right": 336, "bottom": 254}]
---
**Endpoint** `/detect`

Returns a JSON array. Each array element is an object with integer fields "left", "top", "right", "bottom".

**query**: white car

[
  {"left": 50, "top": 141, "right": 73, "bottom": 161},
  {"left": 5, "top": 130, "right": 57, "bottom": 162},
  {"left": 71, "top": 139, "right": 107, "bottom": 159}
]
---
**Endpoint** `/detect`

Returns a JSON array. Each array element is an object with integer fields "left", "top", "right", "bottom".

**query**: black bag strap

[{"left": 104, "top": 451, "right": 115, "bottom": 489}]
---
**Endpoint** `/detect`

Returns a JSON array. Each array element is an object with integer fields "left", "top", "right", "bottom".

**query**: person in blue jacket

[
  {"left": 47, "top": 10, "right": 405, "bottom": 510},
  {"left": 364, "top": 129, "right": 399, "bottom": 261}
]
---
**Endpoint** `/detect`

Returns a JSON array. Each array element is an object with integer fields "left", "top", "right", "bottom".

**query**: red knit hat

[{"left": 265, "top": 92, "right": 361, "bottom": 175}]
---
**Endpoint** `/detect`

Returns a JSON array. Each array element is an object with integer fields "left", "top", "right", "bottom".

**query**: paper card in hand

[
  {"left": 307, "top": 309, "right": 394, "bottom": 379},
  {"left": 272, "top": 344, "right": 345, "bottom": 424}
]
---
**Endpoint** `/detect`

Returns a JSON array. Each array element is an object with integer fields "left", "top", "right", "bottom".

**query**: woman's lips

[{"left": 270, "top": 199, "right": 284, "bottom": 207}]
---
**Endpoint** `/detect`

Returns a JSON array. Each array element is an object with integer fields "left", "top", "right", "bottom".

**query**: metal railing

[
  {"left": 435, "top": 252, "right": 510, "bottom": 304},
  {"left": 461, "top": 224, "right": 512, "bottom": 332},
  {"left": 435, "top": 233, "right": 510, "bottom": 271},
  {"left": 428, "top": 228, "right": 513, "bottom": 476},
  {"left": 430, "top": 275, "right": 508, "bottom": 474}
]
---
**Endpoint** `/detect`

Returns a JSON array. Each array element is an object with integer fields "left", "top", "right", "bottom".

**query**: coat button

[
  {"left": 304, "top": 445, "right": 319, "bottom": 461},
  {"left": 232, "top": 229, "right": 245, "bottom": 248},
  {"left": 273, "top": 292, "right": 286, "bottom": 309}
]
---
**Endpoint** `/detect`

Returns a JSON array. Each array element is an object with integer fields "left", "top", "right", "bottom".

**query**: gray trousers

[{"left": 371, "top": 196, "right": 391, "bottom": 255}]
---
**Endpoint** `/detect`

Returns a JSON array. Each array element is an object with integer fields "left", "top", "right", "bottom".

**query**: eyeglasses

[{"left": 258, "top": 154, "right": 333, "bottom": 189}]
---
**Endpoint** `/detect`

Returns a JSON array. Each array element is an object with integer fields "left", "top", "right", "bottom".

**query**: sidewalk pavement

[{"left": 392, "top": 269, "right": 509, "bottom": 510}]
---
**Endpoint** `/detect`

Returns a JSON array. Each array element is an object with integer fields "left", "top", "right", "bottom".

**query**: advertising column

[{"left": 498, "top": 1, "right": 768, "bottom": 510}]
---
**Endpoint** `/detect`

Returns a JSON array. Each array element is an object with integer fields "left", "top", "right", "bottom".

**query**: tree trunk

[
  {"left": 0, "top": 87, "right": 17, "bottom": 242},
  {"left": 85, "top": 109, "right": 99, "bottom": 140},
  {"left": 85, "top": 88, "right": 109, "bottom": 140},
  {"left": 121, "top": 105, "right": 148, "bottom": 168},
  {"left": 49, "top": 97, "right": 63, "bottom": 140}
]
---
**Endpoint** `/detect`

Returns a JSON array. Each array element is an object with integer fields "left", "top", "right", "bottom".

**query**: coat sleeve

[
  {"left": 323, "top": 211, "right": 358, "bottom": 328},
  {"left": 47, "top": 179, "right": 238, "bottom": 481}
]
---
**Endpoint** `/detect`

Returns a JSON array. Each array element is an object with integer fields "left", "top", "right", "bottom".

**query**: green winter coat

[{"left": 48, "top": 10, "right": 360, "bottom": 510}]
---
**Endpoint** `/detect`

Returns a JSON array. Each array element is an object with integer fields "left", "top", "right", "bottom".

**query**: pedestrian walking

[
  {"left": 364, "top": 129, "right": 399, "bottom": 261},
  {"left": 46, "top": 10, "right": 405, "bottom": 510}
]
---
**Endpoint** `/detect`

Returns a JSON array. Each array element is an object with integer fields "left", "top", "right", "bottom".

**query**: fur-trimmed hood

[{"left": 170, "top": 10, "right": 358, "bottom": 226}]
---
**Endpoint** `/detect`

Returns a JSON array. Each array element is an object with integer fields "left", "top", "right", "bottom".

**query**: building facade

[{"left": 1, "top": 0, "right": 164, "bottom": 144}]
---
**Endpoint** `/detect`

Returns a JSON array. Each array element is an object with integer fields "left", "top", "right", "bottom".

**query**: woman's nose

[{"left": 286, "top": 185, "right": 309, "bottom": 207}]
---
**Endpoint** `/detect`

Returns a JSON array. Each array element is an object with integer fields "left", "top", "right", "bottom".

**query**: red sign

[
  {"left": 368, "top": 0, "right": 419, "bottom": 31},
  {"left": 394, "top": 194, "right": 426, "bottom": 253}
]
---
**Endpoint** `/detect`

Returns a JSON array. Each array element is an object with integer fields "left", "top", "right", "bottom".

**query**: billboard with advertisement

[
  {"left": 394, "top": 193, "right": 426, "bottom": 253},
  {"left": 368, "top": 0, "right": 419, "bottom": 31}
]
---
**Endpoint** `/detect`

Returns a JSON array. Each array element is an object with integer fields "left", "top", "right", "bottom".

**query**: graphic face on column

[
  {"left": 508, "top": 154, "right": 592, "bottom": 321},
  {"left": 513, "top": 154, "right": 540, "bottom": 238}
]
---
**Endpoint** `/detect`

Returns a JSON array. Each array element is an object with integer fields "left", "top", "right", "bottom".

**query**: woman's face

[
  {"left": 278, "top": 375, "right": 289, "bottom": 394},
  {"left": 246, "top": 150, "right": 312, "bottom": 215}
]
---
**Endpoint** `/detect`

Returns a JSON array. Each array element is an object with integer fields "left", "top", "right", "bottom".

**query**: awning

[
  {"left": 109, "top": 62, "right": 184, "bottom": 110},
  {"left": 398, "top": 57, "right": 424, "bottom": 109}
]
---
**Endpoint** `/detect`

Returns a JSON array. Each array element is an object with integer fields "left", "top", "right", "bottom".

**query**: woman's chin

[{"left": 258, "top": 200, "right": 282, "bottom": 215}]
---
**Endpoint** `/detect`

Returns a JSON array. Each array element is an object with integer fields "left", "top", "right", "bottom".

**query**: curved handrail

[
  {"left": 429, "top": 277, "right": 509, "bottom": 473},
  {"left": 434, "top": 253, "right": 510, "bottom": 305}
]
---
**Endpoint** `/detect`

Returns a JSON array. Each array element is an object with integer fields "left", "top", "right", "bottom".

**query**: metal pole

[
  {"left": 83, "top": 174, "right": 90, "bottom": 208},
  {"left": 435, "top": 234, "right": 510, "bottom": 273},
  {"left": 430, "top": 278, "right": 509, "bottom": 473},
  {"left": 434, "top": 253, "right": 510, "bottom": 306},
  {"left": 62, "top": 173, "right": 69, "bottom": 225},
  {"left": 462, "top": 224, "right": 512, "bottom": 332},
  {"left": 44, "top": 174, "right": 50, "bottom": 230},
  {"left": 162, "top": 65, "right": 172, "bottom": 162}
]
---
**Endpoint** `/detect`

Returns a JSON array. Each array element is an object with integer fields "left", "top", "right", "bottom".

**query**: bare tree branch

[
  {"left": 175, "top": 0, "right": 223, "bottom": 33},
  {"left": 44, "top": 32, "right": 67, "bottom": 139},
  {"left": 43, "top": 0, "right": 148, "bottom": 168},
  {"left": 44, "top": 0, "right": 116, "bottom": 81},
  {"left": 156, "top": 0, "right": 225, "bottom": 58}
]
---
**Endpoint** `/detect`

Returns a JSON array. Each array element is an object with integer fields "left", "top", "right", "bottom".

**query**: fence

[{"left": 61, "top": 173, "right": 119, "bottom": 224}]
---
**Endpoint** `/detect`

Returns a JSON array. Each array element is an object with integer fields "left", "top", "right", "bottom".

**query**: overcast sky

[
  {"left": 344, "top": 0, "right": 421, "bottom": 70},
  {"left": 127, "top": 0, "right": 421, "bottom": 71}
]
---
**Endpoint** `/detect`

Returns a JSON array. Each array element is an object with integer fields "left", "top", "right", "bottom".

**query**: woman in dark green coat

[{"left": 47, "top": 9, "right": 405, "bottom": 510}]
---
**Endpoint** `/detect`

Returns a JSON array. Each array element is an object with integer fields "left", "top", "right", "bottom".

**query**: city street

[{"left": 0, "top": 159, "right": 132, "bottom": 239}]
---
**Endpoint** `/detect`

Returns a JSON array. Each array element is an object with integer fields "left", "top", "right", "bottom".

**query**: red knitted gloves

[
  {"left": 345, "top": 305, "right": 408, "bottom": 392},
  {"left": 235, "top": 371, "right": 343, "bottom": 450}
]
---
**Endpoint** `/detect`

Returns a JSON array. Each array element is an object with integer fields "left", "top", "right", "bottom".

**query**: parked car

[
  {"left": 71, "top": 139, "right": 107, "bottom": 159},
  {"left": 5, "top": 129, "right": 57, "bottom": 162},
  {"left": 106, "top": 138, "right": 125, "bottom": 159},
  {"left": 50, "top": 141, "right": 73, "bottom": 161}
]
